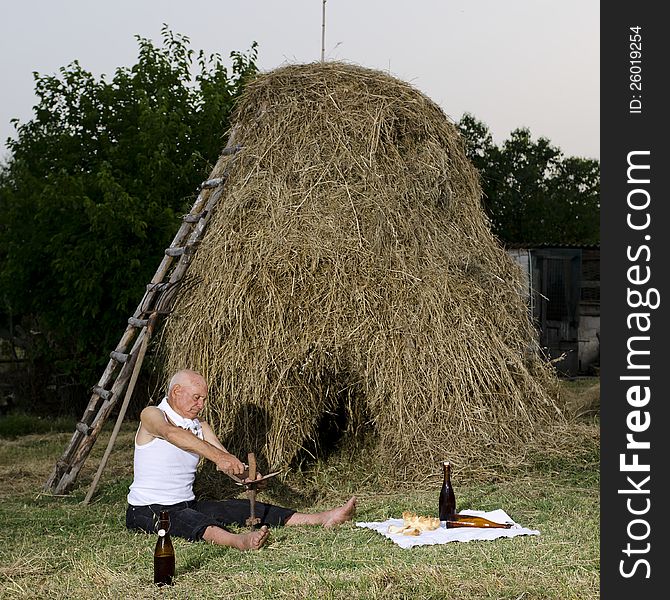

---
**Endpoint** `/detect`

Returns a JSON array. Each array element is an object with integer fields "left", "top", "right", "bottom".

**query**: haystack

[{"left": 159, "top": 62, "right": 562, "bottom": 476}]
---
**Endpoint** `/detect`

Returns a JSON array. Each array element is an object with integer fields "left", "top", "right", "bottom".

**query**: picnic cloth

[{"left": 356, "top": 509, "right": 540, "bottom": 549}]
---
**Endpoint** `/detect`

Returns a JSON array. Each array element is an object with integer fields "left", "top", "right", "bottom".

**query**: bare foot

[
  {"left": 234, "top": 525, "right": 270, "bottom": 551},
  {"left": 203, "top": 524, "right": 270, "bottom": 550},
  {"left": 323, "top": 496, "right": 357, "bottom": 528},
  {"left": 284, "top": 496, "right": 358, "bottom": 528}
]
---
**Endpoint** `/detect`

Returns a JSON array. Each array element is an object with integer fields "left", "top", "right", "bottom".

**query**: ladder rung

[
  {"left": 221, "top": 144, "right": 242, "bottom": 156},
  {"left": 110, "top": 351, "right": 129, "bottom": 363},
  {"left": 146, "top": 282, "right": 172, "bottom": 293},
  {"left": 92, "top": 386, "right": 113, "bottom": 401},
  {"left": 76, "top": 422, "right": 92, "bottom": 435},
  {"left": 164, "top": 245, "right": 196, "bottom": 257},
  {"left": 127, "top": 317, "right": 148, "bottom": 328},
  {"left": 182, "top": 212, "right": 205, "bottom": 223},
  {"left": 199, "top": 177, "right": 223, "bottom": 190}
]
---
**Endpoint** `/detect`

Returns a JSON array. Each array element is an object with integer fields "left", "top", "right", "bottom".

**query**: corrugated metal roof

[{"left": 503, "top": 242, "right": 600, "bottom": 250}]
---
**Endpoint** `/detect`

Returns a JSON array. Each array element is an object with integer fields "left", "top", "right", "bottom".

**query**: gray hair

[{"left": 168, "top": 369, "right": 205, "bottom": 395}]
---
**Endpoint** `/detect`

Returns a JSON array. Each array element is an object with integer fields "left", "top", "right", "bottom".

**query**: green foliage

[
  {"left": 0, "top": 26, "right": 257, "bottom": 411},
  {"left": 457, "top": 113, "right": 600, "bottom": 245}
]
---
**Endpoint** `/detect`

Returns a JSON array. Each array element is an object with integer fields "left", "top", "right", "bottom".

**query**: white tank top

[{"left": 127, "top": 399, "right": 204, "bottom": 506}]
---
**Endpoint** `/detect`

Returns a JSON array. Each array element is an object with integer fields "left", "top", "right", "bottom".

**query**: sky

[{"left": 0, "top": 0, "right": 599, "bottom": 161}]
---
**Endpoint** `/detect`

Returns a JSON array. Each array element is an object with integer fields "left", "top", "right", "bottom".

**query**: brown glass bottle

[
  {"left": 445, "top": 514, "right": 513, "bottom": 529},
  {"left": 153, "top": 510, "right": 175, "bottom": 586},
  {"left": 438, "top": 461, "right": 456, "bottom": 522}
]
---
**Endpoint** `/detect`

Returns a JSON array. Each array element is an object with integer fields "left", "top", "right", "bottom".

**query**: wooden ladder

[{"left": 43, "top": 138, "right": 241, "bottom": 496}]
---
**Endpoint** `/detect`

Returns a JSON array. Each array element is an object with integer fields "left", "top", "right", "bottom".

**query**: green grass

[
  {"left": 0, "top": 412, "right": 76, "bottom": 438},
  {"left": 0, "top": 411, "right": 599, "bottom": 599}
]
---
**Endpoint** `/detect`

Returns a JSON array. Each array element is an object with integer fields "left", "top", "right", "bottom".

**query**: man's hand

[{"left": 215, "top": 452, "right": 246, "bottom": 476}]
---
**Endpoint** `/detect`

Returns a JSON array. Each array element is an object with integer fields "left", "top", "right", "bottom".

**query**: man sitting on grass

[{"left": 126, "top": 368, "right": 356, "bottom": 550}]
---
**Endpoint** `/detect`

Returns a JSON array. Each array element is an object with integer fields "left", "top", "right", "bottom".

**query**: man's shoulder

[
  {"left": 140, "top": 405, "right": 164, "bottom": 420},
  {"left": 137, "top": 405, "right": 168, "bottom": 441}
]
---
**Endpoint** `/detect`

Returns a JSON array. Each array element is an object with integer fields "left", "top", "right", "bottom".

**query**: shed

[{"left": 508, "top": 245, "right": 600, "bottom": 377}]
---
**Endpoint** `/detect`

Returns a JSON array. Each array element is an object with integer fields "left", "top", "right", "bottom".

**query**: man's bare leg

[
  {"left": 284, "top": 496, "right": 357, "bottom": 528},
  {"left": 203, "top": 524, "right": 270, "bottom": 550}
]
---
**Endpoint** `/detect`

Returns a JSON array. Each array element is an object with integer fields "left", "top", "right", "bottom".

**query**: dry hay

[
  {"left": 159, "top": 62, "right": 563, "bottom": 477},
  {"left": 559, "top": 378, "right": 600, "bottom": 421}
]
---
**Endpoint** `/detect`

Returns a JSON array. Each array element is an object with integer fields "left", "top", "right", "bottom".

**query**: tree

[
  {"left": 0, "top": 26, "right": 257, "bottom": 411},
  {"left": 456, "top": 113, "right": 600, "bottom": 245}
]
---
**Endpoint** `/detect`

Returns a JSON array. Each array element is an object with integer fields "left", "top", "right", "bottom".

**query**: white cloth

[
  {"left": 356, "top": 509, "right": 540, "bottom": 549},
  {"left": 157, "top": 397, "right": 203, "bottom": 437},
  {"left": 127, "top": 398, "right": 204, "bottom": 506}
]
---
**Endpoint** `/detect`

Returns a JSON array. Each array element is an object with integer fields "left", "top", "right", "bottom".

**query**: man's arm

[
  {"left": 139, "top": 407, "right": 245, "bottom": 476},
  {"left": 200, "top": 421, "right": 229, "bottom": 452},
  {"left": 201, "top": 422, "right": 266, "bottom": 485}
]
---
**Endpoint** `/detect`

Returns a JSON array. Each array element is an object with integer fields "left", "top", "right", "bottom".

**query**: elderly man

[{"left": 126, "top": 369, "right": 356, "bottom": 550}]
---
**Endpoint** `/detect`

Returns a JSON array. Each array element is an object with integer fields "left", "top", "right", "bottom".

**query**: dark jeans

[{"left": 126, "top": 499, "right": 295, "bottom": 541}]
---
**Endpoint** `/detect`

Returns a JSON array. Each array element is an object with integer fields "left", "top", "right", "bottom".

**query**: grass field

[{"left": 0, "top": 379, "right": 600, "bottom": 599}]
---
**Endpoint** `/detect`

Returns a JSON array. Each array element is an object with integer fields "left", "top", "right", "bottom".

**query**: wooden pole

[
  {"left": 81, "top": 312, "right": 157, "bottom": 505},
  {"left": 245, "top": 452, "right": 261, "bottom": 528},
  {"left": 321, "top": 0, "right": 326, "bottom": 62}
]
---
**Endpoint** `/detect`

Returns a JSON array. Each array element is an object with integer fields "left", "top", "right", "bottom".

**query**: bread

[{"left": 387, "top": 511, "right": 441, "bottom": 536}]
